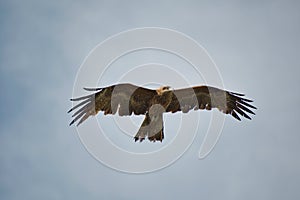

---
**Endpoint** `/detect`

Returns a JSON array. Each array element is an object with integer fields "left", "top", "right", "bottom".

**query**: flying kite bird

[{"left": 68, "top": 83, "right": 256, "bottom": 142}]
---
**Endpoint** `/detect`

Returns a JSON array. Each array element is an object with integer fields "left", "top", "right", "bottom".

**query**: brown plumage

[{"left": 68, "top": 83, "right": 256, "bottom": 142}]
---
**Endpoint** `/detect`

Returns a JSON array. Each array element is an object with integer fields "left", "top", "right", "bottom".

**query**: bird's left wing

[{"left": 166, "top": 86, "right": 256, "bottom": 121}]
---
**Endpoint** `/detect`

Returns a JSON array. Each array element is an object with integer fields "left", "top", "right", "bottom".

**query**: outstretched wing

[
  {"left": 166, "top": 86, "right": 256, "bottom": 120},
  {"left": 68, "top": 83, "right": 157, "bottom": 126}
]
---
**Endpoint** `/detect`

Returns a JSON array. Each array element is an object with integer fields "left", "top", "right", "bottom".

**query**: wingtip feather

[
  {"left": 83, "top": 87, "right": 102, "bottom": 91},
  {"left": 231, "top": 110, "right": 241, "bottom": 121},
  {"left": 231, "top": 92, "right": 245, "bottom": 96},
  {"left": 69, "top": 120, "right": 75, "bottom": 126}
]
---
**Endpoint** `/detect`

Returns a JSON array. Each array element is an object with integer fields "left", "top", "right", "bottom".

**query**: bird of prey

[{"left": 68, "top": 83, "right": 256, "bottom": 142}]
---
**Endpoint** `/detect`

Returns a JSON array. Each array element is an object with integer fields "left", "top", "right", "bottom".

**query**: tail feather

[{"left": 134, "top": 113, "right": 164, "bottom": 142}]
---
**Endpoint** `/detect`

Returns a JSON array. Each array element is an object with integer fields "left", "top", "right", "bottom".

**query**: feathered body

[{"left": 68, "top": 83, "right": 256, "bottom": 142}]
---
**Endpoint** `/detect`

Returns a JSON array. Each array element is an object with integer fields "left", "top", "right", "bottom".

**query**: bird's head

[{"left": 156, "top": 86, "right": 171, "bottom": 95}]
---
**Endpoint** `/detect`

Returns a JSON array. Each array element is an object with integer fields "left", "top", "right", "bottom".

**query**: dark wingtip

[
  {"left": 244, "top": 115, "right": 252, "bottom": 120},
  {"left": 83, "top": 87, "right": 102, "bottom": 91},
  {"left": 69, "top": 120, "right": 75, "bottom": 126},
  {"left": 241, "top": 98, "right": 253, "bottom": 102},
  {"left": 246, "top": 103, "right": 257, "bottom": 109},
  {"left": 231, "top": 110, "right": 241, "bottom": 121},
  {"left": 231, "top": 92, "right": 245, "bottom": 96}
]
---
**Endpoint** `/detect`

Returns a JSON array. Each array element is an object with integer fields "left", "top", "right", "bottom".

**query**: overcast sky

[{"left": 1, "top": 0, "right": 300, "bottom": 199}]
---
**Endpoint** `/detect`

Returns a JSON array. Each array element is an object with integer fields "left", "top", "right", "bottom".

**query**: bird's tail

[{"left": 134, "top": 112, "right": 164, "bottom": 142}]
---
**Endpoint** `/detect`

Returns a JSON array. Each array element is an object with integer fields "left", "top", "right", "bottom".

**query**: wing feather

[
  {"left": 67, "top": 98, "right": 91, "bottom": 113},
  {"left": 68, "top": 83, "right": 157, "bottom": 126},
  {"left": 166, "top": 86, "right": 256, "bottom": 121}
]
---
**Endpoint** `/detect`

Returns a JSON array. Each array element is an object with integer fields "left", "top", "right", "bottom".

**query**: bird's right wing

[{"left": 68, "top": 83, "right": 157, "bottom": 126}]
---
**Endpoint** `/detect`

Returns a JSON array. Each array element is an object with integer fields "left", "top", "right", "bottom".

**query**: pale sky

[{"left": 1, "top": 0, "right": 300, "bottom": 199}]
